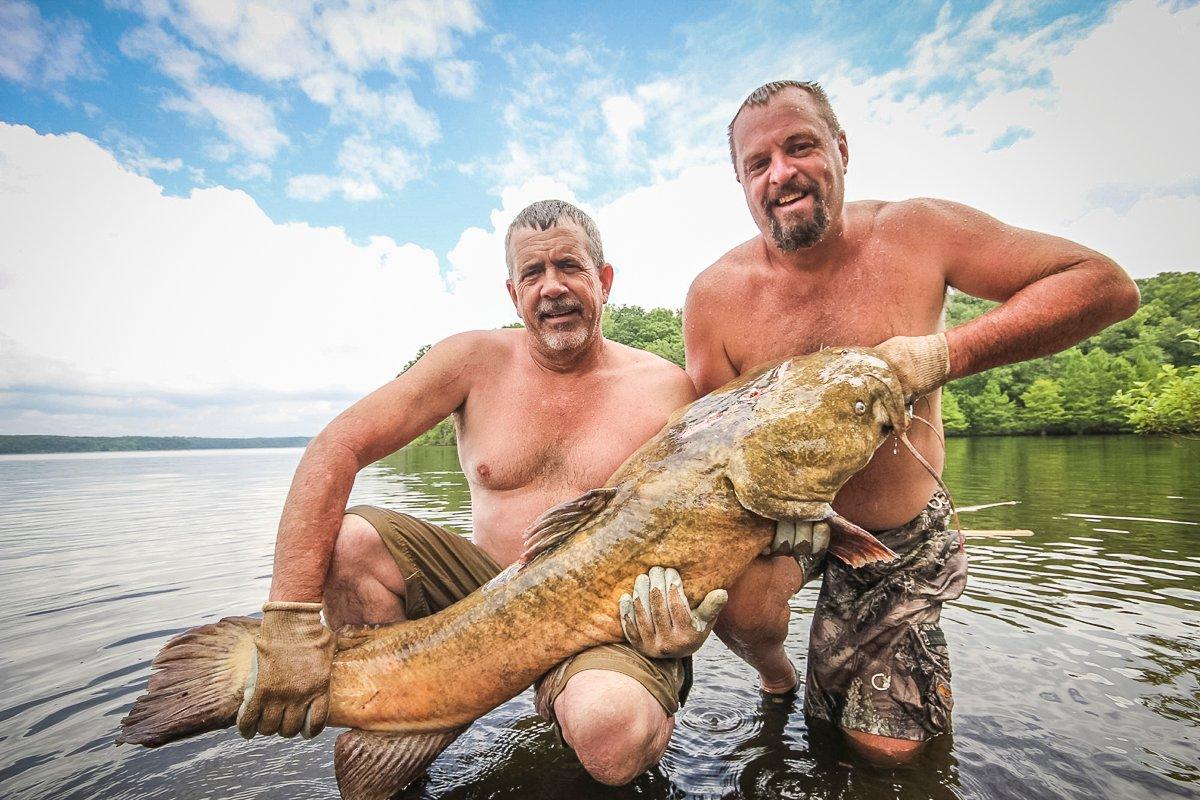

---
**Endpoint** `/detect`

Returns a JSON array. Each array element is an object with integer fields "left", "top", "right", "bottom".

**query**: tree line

[{"left": 402, "top": 271, "right": 1198, "bottom": 444}]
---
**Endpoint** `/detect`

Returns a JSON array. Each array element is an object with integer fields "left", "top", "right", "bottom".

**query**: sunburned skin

[{"left": 119, "top": 348, "right": 909, "bottom": 799}]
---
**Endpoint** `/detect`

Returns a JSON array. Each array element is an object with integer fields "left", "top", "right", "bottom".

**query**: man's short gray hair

[
  {"left": 504, "top": 199, "right": 604, "bottom": 273},
  {"left": 727, "top": 80, "right": 842, "bottom": 172}
]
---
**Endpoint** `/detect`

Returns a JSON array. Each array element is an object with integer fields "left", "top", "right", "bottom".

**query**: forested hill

[
  {"left": 0, "top": 436, "right": 311, "bottom": 455},
  {"left": 406, "top": 271, "right": 1198, "bottom": 443}
]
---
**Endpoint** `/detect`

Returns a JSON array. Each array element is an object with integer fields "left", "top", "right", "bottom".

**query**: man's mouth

[
  {"left": 539, "top": 308, "right": 582, "bottom": 323},
  {"left": 772, "top": 190, "right": 810, "bottom": 209}
]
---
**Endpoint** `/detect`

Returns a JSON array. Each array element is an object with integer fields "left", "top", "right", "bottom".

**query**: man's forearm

[
  {"left": 945, "top": 259, "right": 1139, "bottom": 380},
  {"left": 267, "top": 434, "right": 363, "bottom": 603}
]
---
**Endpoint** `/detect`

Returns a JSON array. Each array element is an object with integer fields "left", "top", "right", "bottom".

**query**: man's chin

[{"left": 531, "top": 325, "right": 592, "bottom": 354}]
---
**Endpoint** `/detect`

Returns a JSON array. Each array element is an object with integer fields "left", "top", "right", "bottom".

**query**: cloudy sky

[{"left": 1, "top": 0, "right": 1197, "bottom": 437}]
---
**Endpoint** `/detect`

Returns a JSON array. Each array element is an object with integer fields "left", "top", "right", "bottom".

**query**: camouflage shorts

[{"left": 804, "top": 491, "right": 967, "bottom": 741}]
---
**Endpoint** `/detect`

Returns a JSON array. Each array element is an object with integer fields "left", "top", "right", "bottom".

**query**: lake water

[{"left": 0, "top": 436, "right": 1197, "bottom": 799}]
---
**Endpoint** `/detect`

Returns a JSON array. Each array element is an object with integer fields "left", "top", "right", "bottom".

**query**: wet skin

[
  {"left": 267, "top": 220, "right": 694, "bottom": 601},
  {"left": 317, "top": 348, "right": 907, "bottom": 732},
  {"left": 685, "top": 87, "right": 1139, "bottom": 755}
]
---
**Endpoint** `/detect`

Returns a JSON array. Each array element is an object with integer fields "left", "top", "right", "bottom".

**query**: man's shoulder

[
  {"left": 604, "top": 341, "right": 693, "bottom": 389},
  {"left": 417, "top": 329, "right": 518, "bottom": 374},
  {"left": 687, "top": 237, "right": 762, "bottom": 304},
  {"left": 855, "top": 197, "right": 979, "bottom": 235}
]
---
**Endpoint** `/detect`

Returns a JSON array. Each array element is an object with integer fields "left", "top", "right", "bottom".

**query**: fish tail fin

[
  {"left": 117, "top": 616, "right": 259, "bottom": 747},
  {"left": 335, "top": 726, "right": 467, "bottom": 799},
  {"left": 827, "top": 514, "right": 898, "bottom": 567}
]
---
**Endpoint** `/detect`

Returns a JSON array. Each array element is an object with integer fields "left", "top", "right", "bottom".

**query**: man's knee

[
  {"left": 554, "top": 670, "right": 674, "bottom": 786},
  {"left": 841, "top": 727, "right": 925, "bottom": 767},
  {"left": 324, "top": 513, "right": 406, "bottom": 628},
  {"left": 715, "top": 559, "right": 797, "bottom": 648}
]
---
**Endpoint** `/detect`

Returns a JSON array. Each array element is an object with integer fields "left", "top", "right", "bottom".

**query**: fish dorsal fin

[
  {"left": 519, "top": 487, "right": 618, "bottom": 567},
  {"left": 334, "top": 726, "right": 467, "bottom": 800}
]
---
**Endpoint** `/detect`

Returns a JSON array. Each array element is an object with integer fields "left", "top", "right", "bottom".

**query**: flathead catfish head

[{"left": 720, "top": 347, "right": 907, "bottom": 523}]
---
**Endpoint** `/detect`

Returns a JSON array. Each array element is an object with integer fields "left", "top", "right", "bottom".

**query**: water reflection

[{"left": 0, "top": 437, "right": 1197, "bottom": 799}]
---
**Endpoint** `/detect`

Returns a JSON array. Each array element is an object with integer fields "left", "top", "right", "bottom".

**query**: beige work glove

[
  {"left": 236, "top": 601, "right": 335, "bottom": 740},
  {"left": 875, "top": 333, "right": 950, "bottom": 401},
  {"left": 619, "top": 566, "right": 728, "bottom": 659}
]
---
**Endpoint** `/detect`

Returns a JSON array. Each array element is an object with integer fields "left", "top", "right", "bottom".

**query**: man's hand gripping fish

[{"left": 119, "top": 347, "right": 914, "bottom": 799}]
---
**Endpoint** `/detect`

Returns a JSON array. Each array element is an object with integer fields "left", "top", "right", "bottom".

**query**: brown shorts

[
  {"left": 804, "top": 491, "right": 967, "bottom": 741},
  {"left": 346, "top": 506, "right": 690, "bottom": 731}
]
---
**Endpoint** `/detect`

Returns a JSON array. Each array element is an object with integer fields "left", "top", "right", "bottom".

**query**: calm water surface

[{"left": 0, "top": 437, "right": 1197, "bottom": 799}]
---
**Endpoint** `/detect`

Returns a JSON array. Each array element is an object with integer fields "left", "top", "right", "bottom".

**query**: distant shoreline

[{"left": 0, "top": 435, "right": 312, "bottom": 455}]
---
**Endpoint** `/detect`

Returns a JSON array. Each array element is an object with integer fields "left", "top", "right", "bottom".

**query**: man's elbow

[
  {"left": 1096, "top": 258, "right": 1140, "bottom": 324},
  {"left": 307, "top": 424, "right": 370, "bottom": 471}
]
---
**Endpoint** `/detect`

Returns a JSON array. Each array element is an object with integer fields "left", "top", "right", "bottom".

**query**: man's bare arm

[
  {"left": 684, "top": 273, "right": 739, "bottom": 395},
  {"left": 267, "top": 333, "right": 482, "bottom": 603},
  {"left": 921, "top": 200, "right": 1140, "bottom": 380}
]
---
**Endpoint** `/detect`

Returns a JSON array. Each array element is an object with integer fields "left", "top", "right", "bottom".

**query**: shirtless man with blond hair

[
  {"left": 685, "top": 80, "right": 1139, "bottom": 765},
  {"left": 235, "top": 200, "right": 724, "bottom": 786}
]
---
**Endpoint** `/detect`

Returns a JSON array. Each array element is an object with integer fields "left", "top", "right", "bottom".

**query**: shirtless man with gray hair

[
  {"left": 686, "top": 80, "right": 1139, "bottom": 765},
  {"left": 237, "top": 199, "right": 723, "bottom": 786}
]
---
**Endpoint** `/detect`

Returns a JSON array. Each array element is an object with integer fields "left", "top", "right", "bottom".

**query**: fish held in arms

[{"left": 119, "top": 347, "right": 910, "bottom": 799}]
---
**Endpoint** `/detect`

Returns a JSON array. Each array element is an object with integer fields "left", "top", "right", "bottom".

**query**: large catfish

[{"left": 119, "top": 347, "right": 910, "bottom": 799}]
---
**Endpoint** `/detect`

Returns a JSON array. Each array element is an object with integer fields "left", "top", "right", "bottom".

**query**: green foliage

[
  {"left": 1113, "top": 329, "right": 1200, "bottom": 434},
  {"left": 1019, "top": 378, "right": 1067, "bottom": 433},
  {"left": 939, "top": 390, "right": 969, "bottom": 434},
  {"left": 408, "top": 417, "right": 457, "bottom": 446},
  {"left": 602, "top": 305, "right": 685, "bottom": 367},
  {"left": 961, "top": 379, "right": 1017, "bottom": 434},
  {"left": 394, "top": 273, "right": 1198, "bottom": 445}
]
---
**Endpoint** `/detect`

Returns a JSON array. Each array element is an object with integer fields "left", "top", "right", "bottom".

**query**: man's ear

[
  {"left": 506, "top": 277, "right": 519, "bottom": 311},
  {"left": 838, "top": 131, "right": 849, "bottom": 172},
  {"left": 599, "top": 262, "right": 614, "bottom": 301},
  {"left": 599, "top": 262, "right": 614, "bottom": 302}
]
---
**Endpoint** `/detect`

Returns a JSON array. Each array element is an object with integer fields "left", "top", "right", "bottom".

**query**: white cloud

[
  {"left": 121, "top": 23, "right": 289, "bottom": 160},
  {"left": 114, "top": 0, "right": 483, "bottom": 174},
  {"left": 0, "top": 0, "right": 98, "bottom": 87},
  {"left": 433, "top": 58, "right": 478, "bottom": 99},
  {"left": 601, "top": 95, "right": 645, "bottom": 156},
  {"left": 164, "top": 84, "right": 289, "bottom": 160},
  {"left": 0, "top": 123, "right": 493, "bottom": 435},
  {"left": 229, "top": 161, "right": 271, "bottom": 182},
  {"left": 287, "top": 134, "right": 422, "bottom": 201}
]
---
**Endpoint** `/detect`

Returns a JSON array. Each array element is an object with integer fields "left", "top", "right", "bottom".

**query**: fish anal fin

[
  {"left": 334, "top": 726, "right": 466, "bottom": 800},
  {"left": 519, "top": 487, "right": 618, "bottom": 567},
  {"left": 827, "top": 514, "right": 898, "bottom": 568}
]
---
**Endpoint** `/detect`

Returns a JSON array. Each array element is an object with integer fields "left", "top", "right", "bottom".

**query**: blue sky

[{"left": 1, "top": 0, "right": 1197, "bottom": 436}]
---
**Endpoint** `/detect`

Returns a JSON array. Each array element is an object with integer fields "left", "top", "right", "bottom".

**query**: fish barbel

[{"left": 119, "top": 347, "right": 910, "bottom": 798}]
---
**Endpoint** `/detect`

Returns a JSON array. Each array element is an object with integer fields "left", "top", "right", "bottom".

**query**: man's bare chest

[
  {"left": 457, "top": 382, "right": 651, "bottom": 494},
  {"left": 724, "top": 260, "right": 946, "bottom": 371}
]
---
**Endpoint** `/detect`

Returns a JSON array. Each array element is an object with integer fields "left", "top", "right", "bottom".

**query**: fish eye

[{"left": 854, "top": 400, "right": 867, "bottom": 415}]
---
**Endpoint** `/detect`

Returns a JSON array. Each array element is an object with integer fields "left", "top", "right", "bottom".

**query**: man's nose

[
  {"left": 768, "top": 154, "right": 797, "bottom": 186},
  {"left": 539, "top": 268, "right": 569, "bottom": 297}
]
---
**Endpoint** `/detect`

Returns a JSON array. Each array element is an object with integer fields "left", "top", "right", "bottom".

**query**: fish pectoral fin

[
  {"left": 827, "top": 514, "right": 898, "bottom": 568},
  {"left": 334, "top": 726, "right": 467, "bottom": 800},
  {"left": 518, "top": 486, "right": 618, "bottom": 567}
]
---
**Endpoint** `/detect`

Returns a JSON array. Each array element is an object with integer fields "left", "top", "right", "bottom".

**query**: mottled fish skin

[{"left": 324, "top": 347, "right": 907, "bottom": 733}]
